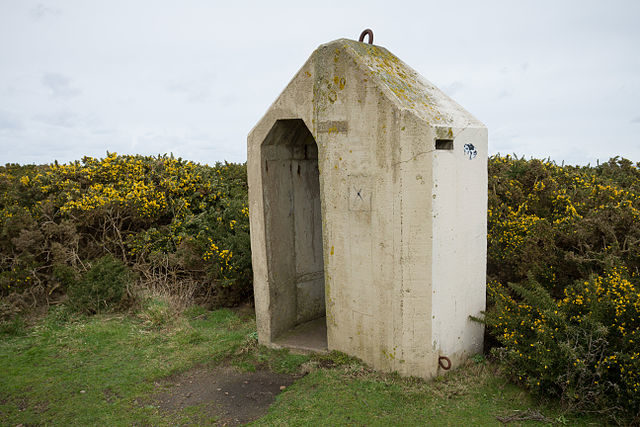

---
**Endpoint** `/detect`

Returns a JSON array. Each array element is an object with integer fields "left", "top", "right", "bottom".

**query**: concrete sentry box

[{"left": 247, "top": 37, "right": 487, "bottom": 378}]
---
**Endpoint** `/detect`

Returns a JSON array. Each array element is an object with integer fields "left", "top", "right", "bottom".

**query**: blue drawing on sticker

[{"left": 463, "top": 143, "right": 477, "bottom": 160}]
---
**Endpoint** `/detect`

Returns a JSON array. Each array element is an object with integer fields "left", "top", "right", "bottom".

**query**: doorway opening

[{"left": 261, "top": 119, "right": 327, "bottom": 352}]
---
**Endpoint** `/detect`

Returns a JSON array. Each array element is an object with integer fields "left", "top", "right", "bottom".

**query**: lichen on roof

[{"left": 336, "top": 39, "right": 482, "bottom": 127}]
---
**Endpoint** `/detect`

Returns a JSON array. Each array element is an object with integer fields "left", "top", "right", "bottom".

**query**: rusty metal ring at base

[
  {"left": 438, "top": 356, "right": 452, "bottom": 370},
  {"left": 359, "top": 29, "right": 374, "bottom": 44}
]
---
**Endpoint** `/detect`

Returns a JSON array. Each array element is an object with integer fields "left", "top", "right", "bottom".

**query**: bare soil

[{"left": 149, "top": 365, "right": 298, "bottom": 425}]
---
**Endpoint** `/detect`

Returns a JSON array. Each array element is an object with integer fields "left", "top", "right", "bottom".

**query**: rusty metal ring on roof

[
  {"left": 359, "top": 29, "right": 374, "bottom": 44},
  {"left": 438, "top": 356, "right": 452, "bottom": 370}
]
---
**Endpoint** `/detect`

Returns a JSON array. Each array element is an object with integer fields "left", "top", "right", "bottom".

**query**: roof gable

[{"left": 328, "top": 39, "right": 484, "bottom": 128}]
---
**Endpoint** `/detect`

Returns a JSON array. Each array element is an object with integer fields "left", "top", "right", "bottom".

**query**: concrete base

[{"left": 272, "top": 317, "right": 328, "bottom": 354}]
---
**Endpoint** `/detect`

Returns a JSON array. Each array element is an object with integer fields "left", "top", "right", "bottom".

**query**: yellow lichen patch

[{"left": 340, "top": 39, "right": 455, "bottom": 125}]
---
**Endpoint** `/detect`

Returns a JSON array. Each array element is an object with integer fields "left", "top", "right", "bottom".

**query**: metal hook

[
  {"left": 359, "top": 29, "right": 374, "bottom": 44},
  {"left": 438, "top": 356, "right": 452, "bottom": 370}
]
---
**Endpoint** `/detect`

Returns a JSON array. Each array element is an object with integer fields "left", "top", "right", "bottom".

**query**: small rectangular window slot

[{"left": 435, "top": 139, "right": 454, "bottom": 150}]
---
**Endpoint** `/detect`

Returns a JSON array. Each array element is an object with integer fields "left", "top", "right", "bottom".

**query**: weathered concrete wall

[
  {"left": 431, "top": 126, "right": 487, "bottom": 366},
  {"left": 247, "top": 54, "right": 316, "bottom": 343},
  {"left": 259, "top": 119, "right": 324, "bottom": 339},
  {"left": 248, "top": 38, "right": 487, "bottom": 379},
  {"left": 313, "top": 43, "right": 406, "bottom": 374}
]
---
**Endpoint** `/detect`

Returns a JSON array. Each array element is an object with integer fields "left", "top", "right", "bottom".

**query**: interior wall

[{"left": 261, "top": 119, "right": 325, "bottom": 338}]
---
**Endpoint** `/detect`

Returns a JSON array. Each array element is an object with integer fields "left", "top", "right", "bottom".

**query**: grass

[
  {"left": 0, "top": 301, "right": 256, "bottom": 425},
  {"left": 254, "top": 362, "right": 603, "bottom": 426},
  {"left": 0, "top": 303, "right": 607, "bottom": 426}
]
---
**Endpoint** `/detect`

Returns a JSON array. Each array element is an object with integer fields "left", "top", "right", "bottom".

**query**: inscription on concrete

[{"left": 318, "top": 120, "right": 348, "bottom": 133}]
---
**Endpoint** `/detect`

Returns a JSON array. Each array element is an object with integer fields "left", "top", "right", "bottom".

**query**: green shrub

[
  {"left": 52, "top": 263, "right": 78, "bottom": 291},
  {"left": 67, "top": 255, "right": 133, "bottom": 314},
  {"left": 485, "top": 273, "right": 639, "bottom": 418},
  {"left": 1, "top": 155, "right": 251, "bottom": 310},
  {"left": 483, "top": 155, "right": 640, "bottom": 421}
]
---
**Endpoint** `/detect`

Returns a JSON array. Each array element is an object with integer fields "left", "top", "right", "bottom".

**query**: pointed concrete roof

[{"left": 320, "top": 38, "right": 484, "bottom": 128}]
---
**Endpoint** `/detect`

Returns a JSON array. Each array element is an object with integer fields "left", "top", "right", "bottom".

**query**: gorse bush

[
  {"left": 487, "top": 155, "right": 640, "bottom": 295},
  {"left": 484, "top": 155, "right": 640, "bottom": 421},
  {"left": 66, "top": 255, "right": 133, "bottom": 314},
  {"left": 0, "top": 153, "right": 251, "bottom": 315},
  {"left": 485, "top": 272, "right": 639, "bottom": 419}
]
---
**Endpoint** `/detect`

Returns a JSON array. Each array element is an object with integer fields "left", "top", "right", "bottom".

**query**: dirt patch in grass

[{"left": 148, "top": 365, "right": 298, "bottom": 425}]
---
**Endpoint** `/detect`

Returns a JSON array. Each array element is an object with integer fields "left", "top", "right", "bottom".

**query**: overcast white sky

[{"left": 1, "top": 0, "right": 639, "bottom": 166}]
